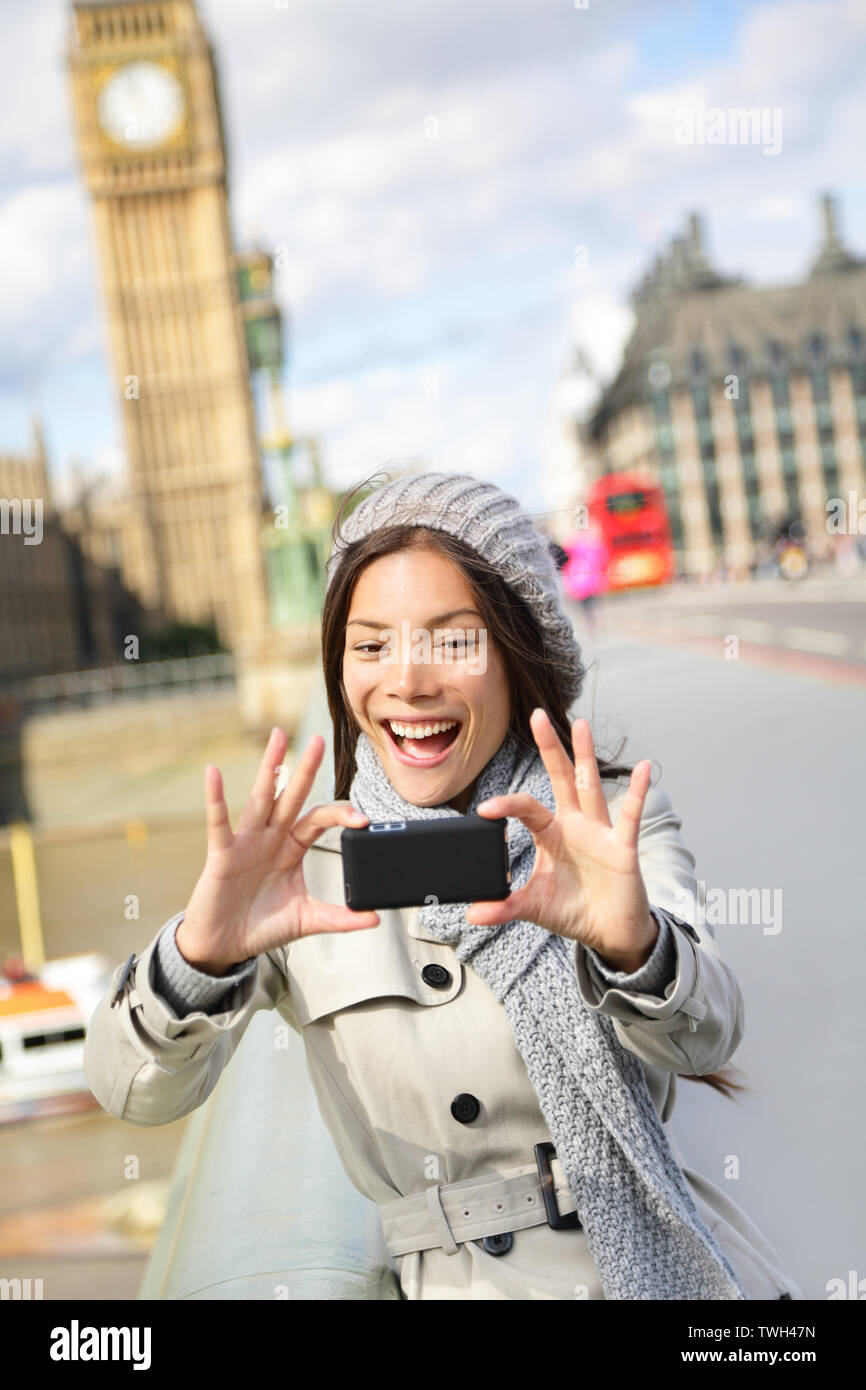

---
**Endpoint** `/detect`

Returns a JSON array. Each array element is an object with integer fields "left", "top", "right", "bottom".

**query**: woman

[{"left": 84, "top": 471, "right": 805, "bottom": 1301}]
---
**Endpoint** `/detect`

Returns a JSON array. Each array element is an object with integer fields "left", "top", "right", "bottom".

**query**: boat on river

[{"left": 0, "top": 952, "right": 111, "bottom": 1125}]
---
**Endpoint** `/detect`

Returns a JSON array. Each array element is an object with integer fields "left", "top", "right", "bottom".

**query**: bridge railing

[{"left": 0, "top": 653, "right": 236, "bottom": 715}]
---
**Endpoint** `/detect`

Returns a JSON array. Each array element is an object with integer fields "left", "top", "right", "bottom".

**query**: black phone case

[{"left": 340, "top": 815, "right": 511, "bottom": 911}]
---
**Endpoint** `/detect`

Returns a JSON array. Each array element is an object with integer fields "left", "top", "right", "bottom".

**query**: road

[
  {"left": 567, "top": 575, "right": 865, "bottom": 1300},
  {"left": 595, "top": 574, "right": 866, "bottom": 678}
]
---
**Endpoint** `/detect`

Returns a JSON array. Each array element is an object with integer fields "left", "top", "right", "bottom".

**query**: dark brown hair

[{"left": 321, "top": 474, "right": 747, "bottom": 1102}]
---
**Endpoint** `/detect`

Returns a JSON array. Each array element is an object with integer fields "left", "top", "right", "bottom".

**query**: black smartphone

[{"left": 340, "top": 815, "right": 511, "bottom": 911}]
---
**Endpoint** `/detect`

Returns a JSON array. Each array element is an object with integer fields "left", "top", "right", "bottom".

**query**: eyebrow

[{"left": 346, "top": 608, "right": 484, "bottom": 629}]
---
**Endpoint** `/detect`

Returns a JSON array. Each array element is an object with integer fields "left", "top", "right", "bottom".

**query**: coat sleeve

[
  {"left": 572, "top": 783, "right": 745, "bottom": 1076},
  {"left": 83, "top": 912, "right": 295, "bottom": 1127}
]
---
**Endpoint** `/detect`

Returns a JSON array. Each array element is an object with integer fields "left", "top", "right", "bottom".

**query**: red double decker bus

[{"left": 586, "top": 471, "right": 675, "bottom": 590}]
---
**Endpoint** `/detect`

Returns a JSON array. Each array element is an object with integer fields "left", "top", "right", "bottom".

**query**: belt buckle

[{"left": 534, "top": 1142, "right": 580, "bottom": 1230}]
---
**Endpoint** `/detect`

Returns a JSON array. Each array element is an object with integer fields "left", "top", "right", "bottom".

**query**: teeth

[{"left": 388, "top": 719, "right": 458, "bottom": 739}]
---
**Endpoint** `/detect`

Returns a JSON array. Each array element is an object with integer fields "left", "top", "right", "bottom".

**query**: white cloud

[
  {"left": 0, "top": 179, "right": 94, "bottom": 368},
  {"left": 0, "top": 1, "right": 76, "bottom": 178}
]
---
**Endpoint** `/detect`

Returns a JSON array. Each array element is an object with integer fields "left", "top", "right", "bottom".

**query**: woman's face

[{"left": 342, "top": 546, "right": 511, "bottom": 812}]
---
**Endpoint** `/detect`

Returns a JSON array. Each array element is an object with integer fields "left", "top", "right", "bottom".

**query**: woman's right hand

[{"left": 175, "top": 727, "right": 379, "bottom": 974}]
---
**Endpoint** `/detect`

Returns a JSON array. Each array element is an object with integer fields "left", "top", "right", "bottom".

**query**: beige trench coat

[{"left": 84, "top": 780, "right": 806, "bottom": 1301}]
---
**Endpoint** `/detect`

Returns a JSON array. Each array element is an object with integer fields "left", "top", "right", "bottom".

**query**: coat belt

[{"left": 379, "top": 1158, "right": 578, "bottom": 1257}]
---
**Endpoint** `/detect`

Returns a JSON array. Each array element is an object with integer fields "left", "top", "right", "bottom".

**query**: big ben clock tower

[{"left": 66, "top": 0, "right": 270, "bottom": 649}]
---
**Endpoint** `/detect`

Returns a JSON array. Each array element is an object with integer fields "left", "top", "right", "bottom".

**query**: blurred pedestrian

[
  {"left": 561, "top": 527, "right": 609, "bottom": 635},
  {"left": 547, "top": 539, "right": 569, "bottom": 572}
]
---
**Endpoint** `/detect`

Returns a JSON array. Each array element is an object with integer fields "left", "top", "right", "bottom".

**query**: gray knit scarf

[{"left": 349, "top": 727, "right": 748, "bottom": 1300}]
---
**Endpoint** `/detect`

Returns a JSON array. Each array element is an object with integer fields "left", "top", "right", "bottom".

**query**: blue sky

[{"left": 1, "top": 0, "right": 864, "bottom": 521}]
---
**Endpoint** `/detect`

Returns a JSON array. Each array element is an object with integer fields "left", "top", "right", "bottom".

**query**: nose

[{"left": 383, "top": 632, "right": 443, "bottom": 700}]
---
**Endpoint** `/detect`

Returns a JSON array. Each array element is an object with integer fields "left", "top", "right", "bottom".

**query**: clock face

[{"left": 97, "top": 61, "right": 186, "bottom": 149}]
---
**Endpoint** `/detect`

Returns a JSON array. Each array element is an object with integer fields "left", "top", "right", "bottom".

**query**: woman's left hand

[{"left": 468, "top": 708, "right": 658, "bottom": 973}]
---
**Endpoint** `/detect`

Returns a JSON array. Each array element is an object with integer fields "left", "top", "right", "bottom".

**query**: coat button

[
  {"left": 482, "top": 1232, "right": 513, "bottom": 1255},
  {"left": 451, "top": 1092, "right": 480, "bottom": 1124},
  {"left": 421, "top": 963, "right": 452, "bottom": 989}
]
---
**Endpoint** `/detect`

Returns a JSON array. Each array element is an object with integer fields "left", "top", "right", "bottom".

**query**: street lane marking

[
  {"left": 731, "top": 619, "right": 774, "bottom": 642},
  {"left": 612, "top": 621, "right": 866, "bottom": 686},
  {"left": 781, "top": 626, "right": 852, "bottom": 656}
]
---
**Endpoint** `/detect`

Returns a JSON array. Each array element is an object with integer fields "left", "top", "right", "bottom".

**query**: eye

[
  {"left": 434, "top": 632, "right": 474, "bottom": 655},
  {"left": 354, "top": 641, "right": 394, "bottom": 658}
]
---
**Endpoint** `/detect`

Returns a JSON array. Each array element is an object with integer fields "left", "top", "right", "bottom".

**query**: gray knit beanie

[{"left": 325, "top": 471, "right": 584, "bottom": 708}]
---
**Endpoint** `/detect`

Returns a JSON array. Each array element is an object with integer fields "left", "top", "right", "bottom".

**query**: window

[
  {"left": 767, "top": 340, "right": 786, "bottom": 368},
  {"left": 735, "top": 392, "right": 752, "bottom": 421},
  {"left": 785, "top": 476, "right": 801, "bottom": 516},
  {"left": 610, "top": 531, "right": 654, "bottom": 549},
  {"left": 705, "top": 483, "right": 723, "bottom": 542},
  {"left": 656, "top": 423, "right": 675, "bottom": 452},
  {"left": 605, "top": 492, "right": 647, "bottom": 516},
  {"left": 808, "top": 334, "right": 825, "bottom": 362},
  {"left": 698, "top": 419, "right": 714, "bottom": 446},
  {"left": 660, "top": 460, "right": 678, "bottom": 490},
  {"left": 811, "top": 371, "right": 829, "bottom": 401},
  {"left": 23, "top": 1027, "right": 86, "bottom": 1049},
  {"left": 771, "top": 376, "right": 790, "bottom": 407}
]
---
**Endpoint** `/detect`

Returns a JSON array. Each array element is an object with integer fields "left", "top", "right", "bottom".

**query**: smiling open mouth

[{"left": 383, "top": 718, "right": 462, "bottom": 760}]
